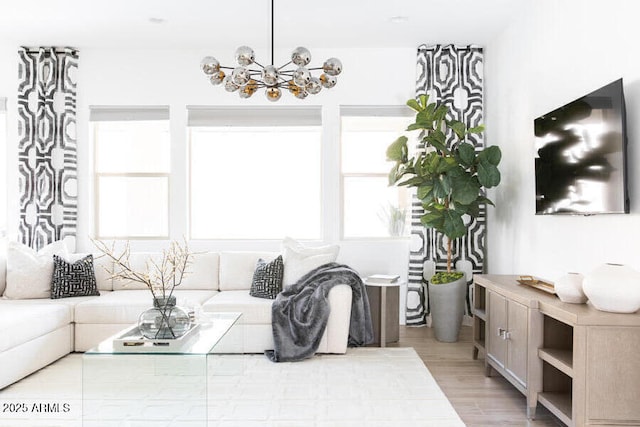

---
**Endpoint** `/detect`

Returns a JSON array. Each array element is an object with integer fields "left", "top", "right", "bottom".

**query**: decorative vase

[
  {"left": 555, "top": 272, "right": 587, "bottom": 304},
  {"left": 582, "top": 263, "right": 640, "bottom": 313},
  {"left": 429, "top": 276, "right": 467, "bottom": 342},
  {"left": 138, "top": 296, "right": 191, "bottom": 339}
]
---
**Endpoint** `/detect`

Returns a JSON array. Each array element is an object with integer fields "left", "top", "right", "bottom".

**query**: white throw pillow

[
  {"left": 4, "top": 239, "right": 70, "bottom": 299},
  {"left": 282, "top": 237, "right": 340, "bottom": 286}
]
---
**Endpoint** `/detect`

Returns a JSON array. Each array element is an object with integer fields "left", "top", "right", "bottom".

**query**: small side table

[{"left": 365, "top": 281, "right": 401, "bottom": 347}]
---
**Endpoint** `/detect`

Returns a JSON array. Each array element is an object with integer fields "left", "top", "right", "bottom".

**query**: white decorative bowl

[
  {"left": 582, "top": 263, "right": 640, "bottom": 313},
  {"left": 555, "top": 272, "right": 587, "bottom": 304}
]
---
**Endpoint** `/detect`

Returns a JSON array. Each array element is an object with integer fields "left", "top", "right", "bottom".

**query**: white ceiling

[{"left": 0, "top": 0, "right": 521, "bottom": 49}]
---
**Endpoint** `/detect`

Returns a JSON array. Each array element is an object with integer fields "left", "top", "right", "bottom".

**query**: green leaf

[
  {"left": 421, "top": 208, "right": 448, "bottom": 231},
  {"left": 407, "top": 122, "right": 427, "bottom": 131},
  {"left": 406, "top": 98, "right": 422, "bottom": 112},
  {"left": 450, "top": 172, "right": 481, "bottom": 205},
  {"left": 418, "top": 94, "right": 429, "bottom": 109},
  {"left": 425, "top": 130, "right": 449, "bottom": 154},
  {"left": 432, "top": 176, "right": 450, "bottom": 199},
  {"left": 388, "top": 164, "right": 400, "bottom": 185},
  {"left": 417, "top": 184, "right": 433, "bottom": 200},
  {"left": 427, "top": 153, "right": 440, "bottom": 174},
  {"left": 442, "top": 210, "right": 467, "bottom": 239},
  {"left": 434, "top": 104, "right": 449, "bottom": 122},
  {"left": 416, "top": 108, "right": 433, "bottom": 127},
  {"left": 436, "top": 156, "right": 456, "bottom": 174},
  {"left": 477, "top": 161, "right": 501, "bottom": 187},
  {"left": 421, "top": 210, "right": 443, "bottom": 227},
  {"left": 448, "top": 120, "right": 467, "bottom": 140},
  {"left": 468, "top": 125, "right": 485, "bottom": 134},
  {"left": 457, "top": 143, "right": 476, "bottom": 167},
  {"left": 425, "top": 102, "right": 437, "bottom": 118},
  {"left": 397, "top": 176, "right": 423, "bottom": 187},
  {"left": 464, "top": 201, "right": 481, "bottom": 218},
  {"left": 478, "top": 145, "right": 502, "bottom": 166},
  {"left": 386, "top": 136, "right": 408, "bottom": 162},
  {"left": 476, "top": 195, "right": 495, "bottom": 207}
]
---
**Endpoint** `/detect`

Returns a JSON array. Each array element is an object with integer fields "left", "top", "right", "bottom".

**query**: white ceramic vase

[
  {"left": 555, "top": 272, "right": 587, "bottom": 304},
  {"left": 582, "top": 263, "right": 640, "bottom": 313}
]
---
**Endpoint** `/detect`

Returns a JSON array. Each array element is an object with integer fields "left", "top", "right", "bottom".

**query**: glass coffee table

[{"left": 82, "top": 312, "right": 242, "bottom": 427}]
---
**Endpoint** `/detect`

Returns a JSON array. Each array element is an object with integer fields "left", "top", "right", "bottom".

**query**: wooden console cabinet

[{"left": 473, "top": 274, "right": 640, "bottom": 427}]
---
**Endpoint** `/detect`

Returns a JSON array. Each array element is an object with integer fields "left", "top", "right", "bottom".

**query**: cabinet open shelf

[
  {"left": 541, "top": 360, "right": 573, "bottom": 426},
  {"left": 473, "top": 316, "right": 486, "bottom": 357},
  {"left": 541, "top": 314, "right": 574, "bottom": 378},
  {"left": 538, "top": 391, "right": 572, "bottom": 426},
  {"left": 538, "top": 348, "right": 573, "bottom": 377}
]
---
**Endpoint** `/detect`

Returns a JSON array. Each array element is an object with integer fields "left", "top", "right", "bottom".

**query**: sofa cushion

[
  {"left": 180, "top": 252, "right": 219, "bottom": 291},
  {"left": 250, "top": 256, "right": 284, "bottom": 299},
  {"left": 4, "top": 239, "right": 70, "bottom": 299},
  {"left": 0, "top": 301, "right": 72, "bottom": 352},
  {"left": 51, "top": 254, "right": 100, "bottom": 299},
  {"left": 74, "top": 289, "right": 217, "bottom": 324},
  {"left": 219, "top": 252, "right": 278, "bottom": 291},
  {"left": 282, "top": 237, "right": 339, "bottom": 286},
  {"left": 202, "top": 290, "right": 274, "bottom": 324},
  {"left": 0, "top": 295, "right": 103, "bottom": 322}
]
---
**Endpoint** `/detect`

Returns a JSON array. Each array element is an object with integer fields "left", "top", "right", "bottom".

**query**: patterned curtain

[
  {"left": 406, "top": 44, "right": 485, "bottom": 326},
  {"left": 17, "top": 47, "right": 78, "bottom": 250}
]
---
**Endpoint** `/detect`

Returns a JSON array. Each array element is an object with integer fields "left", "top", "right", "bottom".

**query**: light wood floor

[{"left": 390, "top": 325, "right": 565, "bottom": 427}]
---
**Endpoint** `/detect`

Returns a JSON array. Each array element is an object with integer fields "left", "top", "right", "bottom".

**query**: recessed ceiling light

[
  {"left": 389, "top": 16, "right": 409, "bottom": 24},
  {"left": 149, "top": 17, "right": 166, "bottom": 24}
]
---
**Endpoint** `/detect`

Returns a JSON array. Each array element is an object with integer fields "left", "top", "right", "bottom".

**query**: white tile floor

[{"left": 0, "top": 347, "right": 465, "bottom": 427}]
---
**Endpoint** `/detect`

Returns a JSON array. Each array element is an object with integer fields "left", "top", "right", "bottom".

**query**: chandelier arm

[
  {"left": 277, "top": 61, "right": 292, "bottom": 71},
  {"left": 252, "top": 61, "right": 266, "bottom": 70},
  {"left": 220, "top": 66, "right": 235, "bottom": 70},
  {"left": 307, "top": 67, "right": 324, "bottom": 71}
]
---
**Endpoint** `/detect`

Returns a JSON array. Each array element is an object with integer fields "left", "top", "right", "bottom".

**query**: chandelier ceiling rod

[{"left": 270, "top": 0, "right": 274, "bottom": 66}]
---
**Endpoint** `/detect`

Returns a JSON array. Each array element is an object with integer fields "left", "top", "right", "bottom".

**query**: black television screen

[{"left": 534, "top": 78, "right": 629, "bottom": 215}]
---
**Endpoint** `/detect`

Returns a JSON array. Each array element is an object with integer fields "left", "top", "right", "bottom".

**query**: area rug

[{"left": 0, "top": 347, "right": 465, "bottom": 426}]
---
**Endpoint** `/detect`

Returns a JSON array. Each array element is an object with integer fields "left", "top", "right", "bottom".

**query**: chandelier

[{"left": 200, "top": 0, "right": 342, "bottom": 101}]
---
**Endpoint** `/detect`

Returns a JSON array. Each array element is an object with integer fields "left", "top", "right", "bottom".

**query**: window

[
  {"left": 0, "top": 98, "right": 5, "bottom": 236},
  {"left": 188, "top": 107, "right": 322, "bottom": 240},
  {"left": 90, "top": 107, "right": 170, "bottom": 239},
  {"left": 341, "top": 107, "right": 413, "bottom": 238}
]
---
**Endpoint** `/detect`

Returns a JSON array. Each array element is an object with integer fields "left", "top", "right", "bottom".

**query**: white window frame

[
  {"left": 340, "top": 106, "right": 414, "bottom": 240},
  {"left": 90, "top": 106, "right": 171, "bottom": 240}
]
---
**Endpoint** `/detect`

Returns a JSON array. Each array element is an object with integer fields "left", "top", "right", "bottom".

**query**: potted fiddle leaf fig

[{"left": 387, "top": 94, "right": 502, "bottom": 342}]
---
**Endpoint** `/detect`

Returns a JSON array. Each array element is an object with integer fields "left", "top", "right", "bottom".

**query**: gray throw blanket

[{"left": 266, "top": 263, "right": 374, "bottom": 362}]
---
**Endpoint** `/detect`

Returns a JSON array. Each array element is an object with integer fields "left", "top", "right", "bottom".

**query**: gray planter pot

[{"left": 429, "top": 276, "right": 467, "bottom": 342}]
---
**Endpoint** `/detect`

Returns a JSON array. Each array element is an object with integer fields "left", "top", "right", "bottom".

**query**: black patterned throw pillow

[
  {"left": 250, "top": 255, "right": 284, "bottom": 299},
  {"left": 51, "top": 254, "right": 100, "bottom": 299}
]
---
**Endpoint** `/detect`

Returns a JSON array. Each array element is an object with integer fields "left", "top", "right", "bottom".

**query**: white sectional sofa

[{"left": 0, "top": 250, "right": 353, "bottom": 389}]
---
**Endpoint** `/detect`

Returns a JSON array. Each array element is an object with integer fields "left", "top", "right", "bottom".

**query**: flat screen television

[{"left": 534, "top": 78, "right": 629, "bottom": 215}]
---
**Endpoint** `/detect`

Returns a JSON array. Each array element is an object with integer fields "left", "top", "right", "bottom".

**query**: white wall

[
  {"left": 2, "top": 46, "right": 415, "bottom": 280},
  {"left": 485, "top": 0, "right": 640, "bottom": 280}
]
